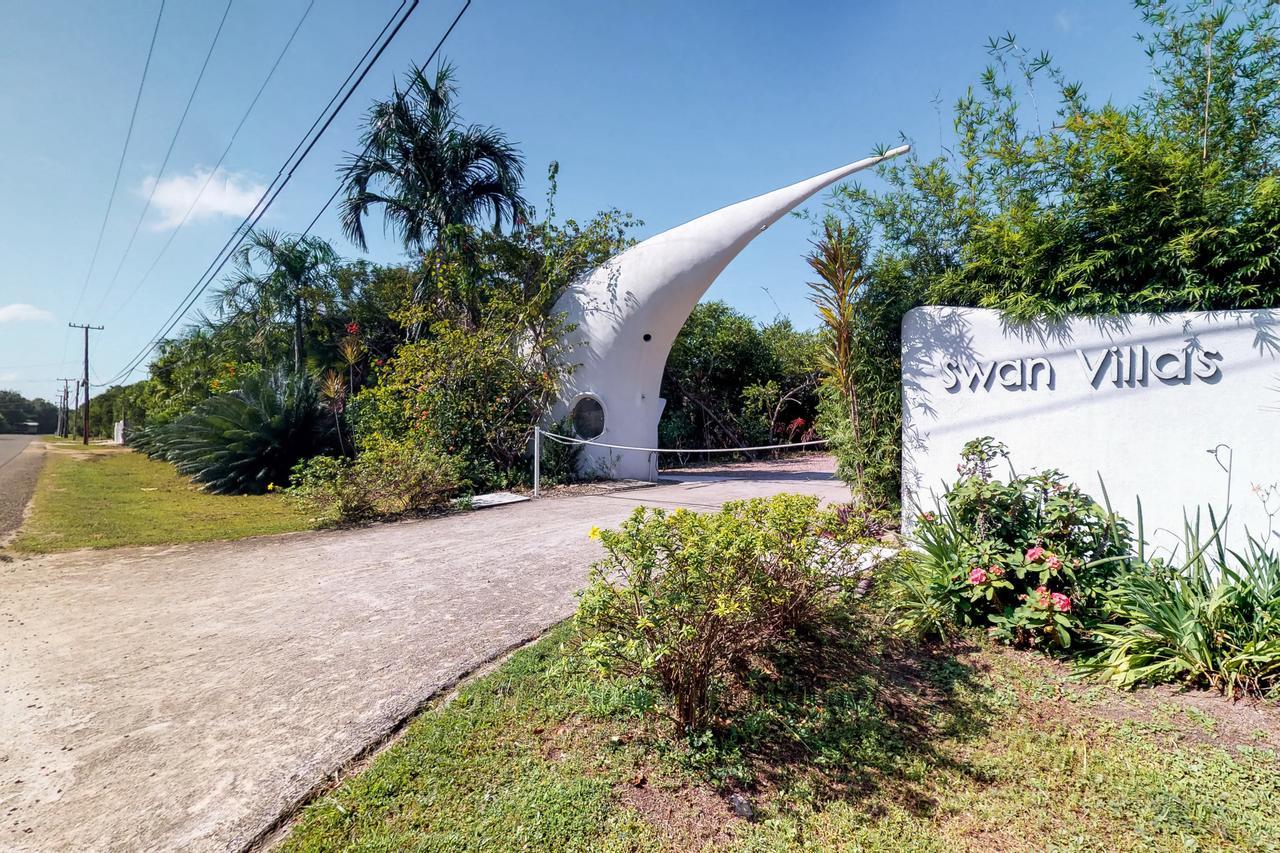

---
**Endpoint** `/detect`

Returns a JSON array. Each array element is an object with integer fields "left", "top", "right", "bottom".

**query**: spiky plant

[
  {"left": 149, "top": 373, "right": 334, "bottom": 494},
  {"left": 1082, "top": 514, "right": 1280, "bottom": 698}
]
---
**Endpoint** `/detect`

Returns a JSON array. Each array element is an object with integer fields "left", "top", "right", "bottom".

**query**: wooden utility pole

[
  {"left": 56, "top": 378, "right": 75, "bottom": 438},
  {"left": 68, "top": 323, "right": 104, "bottom": 445}
]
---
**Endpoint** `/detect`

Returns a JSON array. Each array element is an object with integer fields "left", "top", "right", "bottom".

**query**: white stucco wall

[{"left": 902, "top": 307, "right": 1280, "bottom": 551}]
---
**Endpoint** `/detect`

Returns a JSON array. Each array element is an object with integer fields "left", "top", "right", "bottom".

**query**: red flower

[
  {"left": 345, "top": 321, "right": 360, "bottom": 335},
  {"left": 1050, "top": 592, "right": 1072, "bottom": 612}
]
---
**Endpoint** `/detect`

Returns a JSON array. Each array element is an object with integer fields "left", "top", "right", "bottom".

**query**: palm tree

[
  {"left": 339, "top": 61, "right": 528, "bottom": 253},
  {"left": 215, "top": 230, "right": 338, "bottom": 375},
  {"left": 338, "top": 61, "right": 528, "bottom": 335}
]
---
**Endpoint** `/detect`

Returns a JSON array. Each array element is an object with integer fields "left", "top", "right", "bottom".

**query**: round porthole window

[{"left": 571, "top": 396, "right": 605, "bottom": 439}]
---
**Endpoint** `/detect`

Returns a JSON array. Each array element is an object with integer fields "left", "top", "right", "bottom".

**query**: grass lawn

[
  {"left": 280, "top": 619, "right": 1280, "bottom": 852},
  {"left": 8, "top": 439, "right": 314, "bottom": 553}
]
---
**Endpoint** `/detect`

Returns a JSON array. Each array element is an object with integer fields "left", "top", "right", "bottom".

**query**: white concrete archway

[{"left": 552, "top": 146, "right": 910, "bottom": 479}]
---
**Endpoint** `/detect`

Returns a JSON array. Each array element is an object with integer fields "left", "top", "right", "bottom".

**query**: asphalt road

[
  {"left": 0, "top": 435, "right": 41, "bottom": 542},
  {"left": 0, "top": 456, "right": 849, "bottom": 852}
]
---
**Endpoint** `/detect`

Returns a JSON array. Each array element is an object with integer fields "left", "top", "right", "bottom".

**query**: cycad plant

[
  {"left": 143, "top": 373, "right": 335, "bottom": 494},
  {"left": 1082, "top": 512, "right": 1280, "bottom": 698}
]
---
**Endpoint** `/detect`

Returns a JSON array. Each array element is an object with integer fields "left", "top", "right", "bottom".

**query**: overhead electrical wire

[
  {"left": 107, "top": 0, "right": 317, "bottom": 321},
  {"left": 99, "top": 0, "right": 414, "bottom": 386},
  {"left": 59, "top": 0, "right": 166, "bottom": 373},
  {"left": 68, "top": 0, "right": 166, "bottom": 319},
  {"left": 98, "top": 0, "right": 428, "bottom": 387},
  {"left": 92, "top": 0, "right": 236, "bottom": 318}
]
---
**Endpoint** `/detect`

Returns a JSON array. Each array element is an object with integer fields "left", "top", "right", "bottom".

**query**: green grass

[
  {"left": 8, "top": 439, "right": 314, "bottom": 553},
  {"left": 280, "top": 618, "right": 1280, "bottom": 852}
]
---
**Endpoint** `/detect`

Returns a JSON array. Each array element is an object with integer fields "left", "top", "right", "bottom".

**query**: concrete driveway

[{"left": 0, "top": 457, "right": 847, "bottom": 852}]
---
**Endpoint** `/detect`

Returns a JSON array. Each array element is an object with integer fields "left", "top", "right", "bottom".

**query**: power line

[
  {"left": 92, "top": 0, "right": 235, "bottom": 317},
  {"left": 68, "top": 0, "right": 167, "bottom": 321},
  {"left": 300, "top": 0, "right": 473, "bottom": 240},
  {"left": 107, "top": 0, "right": 317, "bottom": 322},
  {"left": 100, "top": 0, "right": 415, "bottom": 386},
  {"left": 99, "top": 0, "right": 427, "bottom": 388}
]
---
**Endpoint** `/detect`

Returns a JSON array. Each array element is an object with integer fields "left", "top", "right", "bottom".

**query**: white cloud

[
  {"left": 1054, "top": 10, "right": 1075, "bottom": 32},
  {"left": 141, "top": 167, "right": 266, "bottom": 230},
  {"left": 0, "top": 303, "right": 55, "bottom": 324}
]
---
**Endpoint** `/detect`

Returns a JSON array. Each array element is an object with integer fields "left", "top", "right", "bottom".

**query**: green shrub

[
  {"left": 133, "top": 373, "right": 335, "bottom": 494},
  {"left": 894, "top": 437, "right": 1129, "bottom": 647},
  {"left": 1082, "top": 521, "right": 1280, "bottom": 698},
  {"left": 348, "top": 309, "right": 562, "bottom": 492},
  {"left": 288, "top": 438, "right": 461, "bottom": 523},
  {"left": 574, "top": 494, "right": 874, "bottom": 732}
]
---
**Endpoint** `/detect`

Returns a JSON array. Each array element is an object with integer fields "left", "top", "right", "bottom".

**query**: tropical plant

[
  {"left": 214, "top": 230, "right": 339, "bottom": 375},
  {"left": 288, "top": 436, "right": 460, "bottom": 523},
  {"left": 340, "top": 61, "right": 527, "bottom": 253},
  {"left": 339, "top": 60, "right": 528, "bottom": 334},
  {"left": 894, "top": 438, "right": 1130, "bottom": 647},
  {"left": 807, "top": 218, "right": 873, "bottom": 494},
  {"left": 135, "top": 373, "right": 335, "bottom": 494},
  {"left": 1082, "top": 517, "right": 1280, "bottom": 698},
  {"left": 575, "top": 494, "right": 875, "bottom": 731}
]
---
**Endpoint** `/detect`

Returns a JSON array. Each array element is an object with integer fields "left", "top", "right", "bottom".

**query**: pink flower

[
  {"left": 1050, "top": 592, "right": 1072, "bottom": 612},
  {"left": 1026, "top": 546, "right": 1046, "bottom": 562},
  {"left": 989, "top": 565, "right": 1004, "bottom": 577},
  {"left": 1045, "top": 554, "right": 1063, "bottom": 571},
  {"left": 967, "top": 567, "right": 988, "bottom": 585}
]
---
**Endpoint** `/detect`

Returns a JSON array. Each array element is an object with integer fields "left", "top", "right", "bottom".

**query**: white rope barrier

[
  {"left": 536, "top": 429, "right": 827, "bottom": 454},
  {"left": 531, "top": 428, "right": 827, "bottom": 497}
]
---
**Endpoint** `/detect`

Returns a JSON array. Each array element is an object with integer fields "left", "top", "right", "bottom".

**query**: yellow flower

[
  {"left": 588, "top": 526, "right": 601, "bottom": 540},
  {"left": 267, "top": 483, "right": 276, "bottom": 492}
]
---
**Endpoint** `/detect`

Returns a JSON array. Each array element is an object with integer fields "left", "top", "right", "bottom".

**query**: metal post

[{"left": 532, "top": 427, "right": 542, "bottom": 498}]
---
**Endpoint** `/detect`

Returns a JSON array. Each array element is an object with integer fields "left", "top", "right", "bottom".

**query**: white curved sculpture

[{"left": 553, "top": 145, "right": 910, "bottom": 480}]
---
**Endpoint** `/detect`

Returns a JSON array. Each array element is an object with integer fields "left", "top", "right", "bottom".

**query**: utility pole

[
  {"left": 56, "top": 378, "right": 75, "bottom": 438},
  {"left": 68, "top": 323, "right": 104, "bottom": 446}
]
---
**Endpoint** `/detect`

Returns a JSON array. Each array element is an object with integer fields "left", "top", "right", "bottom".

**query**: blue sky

[{"left": 0, "top": 0, "right": 1152, "bottom": 400}]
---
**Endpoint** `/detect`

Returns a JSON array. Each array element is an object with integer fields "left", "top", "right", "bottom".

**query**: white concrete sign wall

[{"left": 902, "top": 307, "right": 1280, "bottom": 548}]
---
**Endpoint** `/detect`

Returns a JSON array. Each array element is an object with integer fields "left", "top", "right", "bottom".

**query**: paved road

[
  {"left": 0, "top": 457, "right": 848, "bottom": 852},
  {"left": 0, "top": 435, "right": 41, "bottom": 542}
]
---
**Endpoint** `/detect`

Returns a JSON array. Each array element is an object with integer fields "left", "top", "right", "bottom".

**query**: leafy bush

[
  {"left": 895, "top": 438, "right": 1129, "bottom": 647},
  {"left": 349, "top": 308, "right": 562, "bottom": 492},
  {"left": 1082, "top": 521, "right": 1280, "bottom": 698},
  {"left": 288, "top": 437, "right": 461, "bottom": 523},
  {"left": 574, "top": 494, "right": 875, "bottom": 731},
  {"left": 132, "top": 373, "right": 335, "bottom": 494}
]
